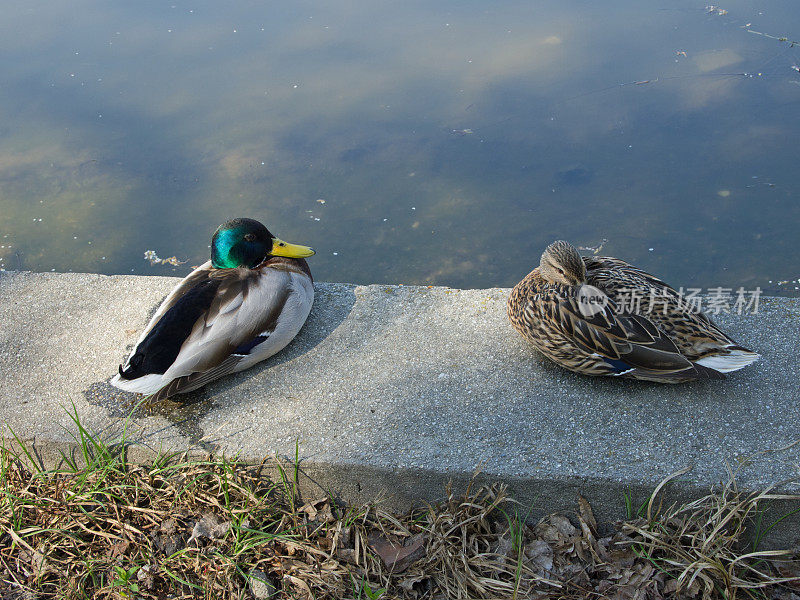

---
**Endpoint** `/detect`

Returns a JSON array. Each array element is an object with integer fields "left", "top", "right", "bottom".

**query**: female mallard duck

[
  {"left": 507, "top": 240, "right": 758, "bottom": 382},
  {"left": 110, "top": 218, "right": 315, "bottom": 400}
]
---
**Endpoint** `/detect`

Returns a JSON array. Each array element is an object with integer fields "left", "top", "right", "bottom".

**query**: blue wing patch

[
  {"left": 234, "top": 335, "right": 268, "bottom": 355},
  {"left": 602, "top": 357, "right": 635, "bottom": 375}
]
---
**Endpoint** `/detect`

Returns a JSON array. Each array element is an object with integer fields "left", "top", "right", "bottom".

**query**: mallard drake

[
  {"left": 110, "top": 218, "right": 315, "bottom": 400},
  {"left": 507, "top": 240, "right": 758, "bottom": 382}
]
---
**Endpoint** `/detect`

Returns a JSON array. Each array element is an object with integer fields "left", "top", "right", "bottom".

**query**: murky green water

[{"left": 1, "top": 0, "right": 798, "bottom": 293}]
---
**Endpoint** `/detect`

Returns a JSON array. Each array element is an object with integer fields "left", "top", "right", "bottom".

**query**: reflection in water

[{"left": 0, "top": 0, "right": 798, "bottom": 293}]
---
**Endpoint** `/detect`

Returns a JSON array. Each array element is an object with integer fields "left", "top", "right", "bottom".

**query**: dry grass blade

[
  {"left": 647, "top": 465, "right": 693, "bottom": 522},
  {"left": 621, "top": 468, "right": 800, "bottom": 600},
  {"left": 2, "top": 426, "right": 799, "bottom": 600}
]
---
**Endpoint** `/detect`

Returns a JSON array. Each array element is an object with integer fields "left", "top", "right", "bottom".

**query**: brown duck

[{"left": 507, "top": 240, "right": 759, "bottom": 382}]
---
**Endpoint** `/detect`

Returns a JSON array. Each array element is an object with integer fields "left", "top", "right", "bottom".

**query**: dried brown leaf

[
  {"left": 188, "top": 513, "right": 230, "bottom": 543},
  {"left": 577, "top": 495, "right": 597, "bottom": 536},
  {"left": 368, "top": 532, "right": 426, "bottom": 573},
  {"left": 136, "top": 564, "right": 157, "bottom": 591},
  {"left": 525, "top": 539, "right": 554, "bottom": 576},
  {"left": 107, "top": 540, "right": 130, "bottom": 560},
  {"left": 397, "top": 573, "right": 429, "bottom": 595},
  {"left": 550, "top": 515, "right": 578, "bottom": 537}
]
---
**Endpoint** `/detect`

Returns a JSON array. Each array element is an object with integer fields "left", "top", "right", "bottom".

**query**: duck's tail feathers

[
  {"left": 149, "top": 355, "right": 243, "bottom": 402},
  {"left": 691, "top": 362, "right": 726, "bottom": 379},
  {"left": 695, "top": 347, "right": 760, "bottom": 373},
  {"left": 109, "top": 372, "right": 165, "bottom": 395},
  {"left": 626, "top": 362, "right": 725, "bottom": 383}
]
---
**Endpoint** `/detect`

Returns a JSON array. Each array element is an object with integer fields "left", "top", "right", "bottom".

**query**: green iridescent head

[{"left": 211, "top": 218, "right": 315, "bottom": 269}]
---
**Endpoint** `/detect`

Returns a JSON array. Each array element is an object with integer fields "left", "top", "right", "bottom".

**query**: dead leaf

[
  {"left": 774, "top": 558, "right": 800, "bottom": 589},
  {"left": 577, "top": 495, "right": 597, "bottom": 536},
  {"left": 136, "top": 564, "right": 156, "bottom": 590},
  {"left": 494, "top": 534, "right": 514, "bottom": 557},
  {"left": 188, "top": 513, "right": 230, "bottom": 544},
  {"left": 550, "top": 515, "right": 577, "bottom": 537},
  {"left": 336, "top": 548, "right": 357, "bottom": 565},
  {"left": 108, "top": 540, "right": 130, "bottom": 560},
  {"left": 30, "top": 547, "right": 51, "bottom": 578},
  {"left": 367, "top": 532, "right": 426, "bottom": 573},
  {"left": 398, "top": 573, "right": 430, "bottom": 596},
  {"left": 524, "top": 540, "right": 554, "bottom": 575}
]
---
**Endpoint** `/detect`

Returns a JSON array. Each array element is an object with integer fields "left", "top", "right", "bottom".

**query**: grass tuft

[{"left": 1, "top": 415, "right": 799, "bottom": 599}]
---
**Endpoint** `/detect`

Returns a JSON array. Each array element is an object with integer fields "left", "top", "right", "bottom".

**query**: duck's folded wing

[
  {"left": 146, "top": 270, "right": 312, "bottom": 400},
  {"left": 115, "top": 266, "right": 226, "bottom": 382},
  {"left": 159, "top": 269, "right": 295, "bottom": 378},
  {"left": 585, "top": 256, "right": 757, "bottom": 370},
  {"left": 130, "top": 261, "right": 215, "bottom": 347},
  {"left": 585, "top": 256, "right": 725, "bottom": 333},
  {"left": 557, "top": 295, "right": 723, "bottom": 380},
  {"left": 113, "top": 264, "right": 312, "bottom": 398}
]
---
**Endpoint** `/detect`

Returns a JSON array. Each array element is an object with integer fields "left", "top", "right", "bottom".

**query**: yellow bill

[{"left": 271, "top": 238, "right": 315, "bottom": 258}]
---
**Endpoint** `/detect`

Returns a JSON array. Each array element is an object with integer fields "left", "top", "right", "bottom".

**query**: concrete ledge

[{"left": 1, "top": 271, "right": 799, "bottom": 546}]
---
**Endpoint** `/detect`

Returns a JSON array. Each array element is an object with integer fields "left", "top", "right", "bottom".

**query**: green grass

[{"left": 1, "top": 408, "right": 798, "bottom": 599}]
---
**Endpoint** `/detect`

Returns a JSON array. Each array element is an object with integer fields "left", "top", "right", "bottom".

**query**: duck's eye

[
  {"left": 556, "top": 267, "right": 565, "bottom": 275},
  {"left": 278, "top": 242, "right": 286, "bottom": 247},
  {"left": 244, "top": 233, "right": 256, "bottom": 242}
]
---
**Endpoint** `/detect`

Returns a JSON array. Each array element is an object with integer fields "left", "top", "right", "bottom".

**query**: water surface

[{"left": 1, "top": 0, "right": 798, "bottom": 293}]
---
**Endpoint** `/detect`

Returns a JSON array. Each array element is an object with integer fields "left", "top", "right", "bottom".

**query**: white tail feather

[
  {"left": 695, "top": 349, "right": 760, "bottom": 373},
  {"left": 109, "top": 373, "right": 165, "bottom": 395}
]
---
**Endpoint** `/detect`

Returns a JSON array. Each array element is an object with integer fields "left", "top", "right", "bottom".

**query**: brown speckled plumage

[{"left": 508, "top": 241, "right": 759, "bottom": 383}]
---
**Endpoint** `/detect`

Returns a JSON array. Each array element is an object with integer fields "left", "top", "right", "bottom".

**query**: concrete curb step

[{"left": 1, "top": 271, "right": 799, "bottom": 546}]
